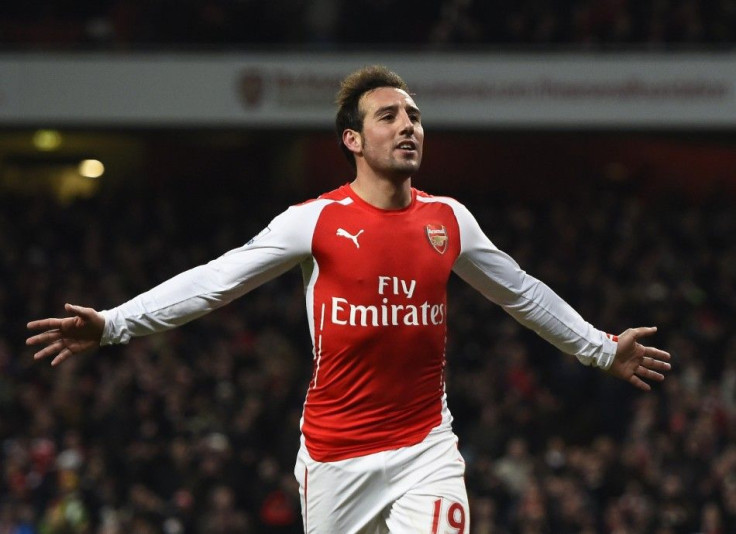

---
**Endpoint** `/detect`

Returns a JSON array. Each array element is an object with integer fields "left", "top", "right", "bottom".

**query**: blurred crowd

[
  {"left": 1, "top": 167, "right": 734, "bottom": 534},
  {"left": 1, "top": 0, "right": 736, "bottom": 50}
]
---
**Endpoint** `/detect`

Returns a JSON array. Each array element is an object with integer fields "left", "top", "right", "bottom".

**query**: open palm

[
  {"left": 26, "top": 303, "right": 104, "bottom": 366},
  {"left": 607, "top": 326, "right": 671, "bottom": 391}
]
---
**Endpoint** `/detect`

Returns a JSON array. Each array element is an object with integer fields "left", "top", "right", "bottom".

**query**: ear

[{"left": 342, "top": 129, "right": 362, "bottom": 155}]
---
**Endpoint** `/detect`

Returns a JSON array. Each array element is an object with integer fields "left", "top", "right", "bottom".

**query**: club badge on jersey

[{"left": 425, "top": 224, "right": 448, "bottom": 255}]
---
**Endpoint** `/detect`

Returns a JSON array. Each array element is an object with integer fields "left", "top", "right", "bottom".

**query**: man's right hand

[{"left": 27, "top": 303, "right": 104, "bottom": 366}]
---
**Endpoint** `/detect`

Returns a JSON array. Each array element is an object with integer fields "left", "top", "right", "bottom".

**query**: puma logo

[{"left": 336, "top": 228, "right": 364, "bottom": 248}]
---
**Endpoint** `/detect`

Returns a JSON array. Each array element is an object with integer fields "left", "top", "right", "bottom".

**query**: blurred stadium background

[{"left": 2, "top": 1, "right": 736, "bottom": 533}]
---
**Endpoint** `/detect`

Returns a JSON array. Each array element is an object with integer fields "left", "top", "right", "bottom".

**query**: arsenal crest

[
  {"left": 425, "top": 224, "right": 448, "bottom": 254},
  {"left": 238, "top": 68, "right": 265, "bottom": 108}
]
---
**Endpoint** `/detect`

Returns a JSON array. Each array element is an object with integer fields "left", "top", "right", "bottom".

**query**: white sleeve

[
  {"left": 99, "top": 201, "right": 325, "bottom": 345},
  {"left": 449, "top": 200, "right": 617, "bottom": 369}
]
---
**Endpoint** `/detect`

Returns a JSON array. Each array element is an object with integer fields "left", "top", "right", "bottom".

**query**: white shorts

[{"left": 293, "top": 428, "right": 469, "bottom": 534}]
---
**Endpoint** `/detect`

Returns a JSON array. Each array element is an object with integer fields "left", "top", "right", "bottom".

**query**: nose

[{"left": 399, "top": 111, "right": 414, "bottom": 135}]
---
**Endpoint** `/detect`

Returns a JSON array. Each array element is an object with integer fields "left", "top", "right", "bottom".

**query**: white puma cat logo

[{"left": 336, "top": 228, "right": 364, "bottom": 248}]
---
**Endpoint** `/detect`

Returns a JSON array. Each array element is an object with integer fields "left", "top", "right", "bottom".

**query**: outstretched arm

[
  {"left": 27, "top": 202, "right": 322, "bottom": 364},
  {"left": 449, "top": 200, "right": 672, "bottom": 388},
  {"left": 27, "top": 303, "right": 104, "bottom": 366},
  {"left": 607, "top": 326, "right": 671, "bottom": 391}
]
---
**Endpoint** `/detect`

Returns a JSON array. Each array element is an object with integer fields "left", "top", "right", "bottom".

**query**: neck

[
  {"left": 350, "top": 172, "right": 412, "bottom": 210},
  {"left": 350, "top": 177, "right": 412, "bottom": 210}
]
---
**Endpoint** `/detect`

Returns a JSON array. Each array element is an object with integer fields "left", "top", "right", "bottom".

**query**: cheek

[
  {"left": 416, "top": 132, "right": 425, "bottom": 153},
  {"left": 364, "top": 133, "right": 391, "bottom": 154},
  {"left": 415, "top": 126, "right": 425, "bottom": 143}
]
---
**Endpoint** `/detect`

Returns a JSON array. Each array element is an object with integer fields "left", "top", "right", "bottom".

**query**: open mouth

[{"left": 396, "top": 141, "right": 416, "bottom": 152}]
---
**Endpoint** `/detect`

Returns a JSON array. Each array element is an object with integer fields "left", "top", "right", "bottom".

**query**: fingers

[
  {"left": 27, "top": 304, "right": 88, "bottom": 332},
  {"left": 643, "top": 345, "right": 671, "bottom": 361},
  {"left": 636, "top": 364, "right": 665, "bottom": 382},
  {"left": 65, "top": 303, "right": 87, "bottom": 317},
  {"left": 629, "top": 375, "right": 652, "bottom": 392},
  {"left": 642, "top": 355, "right": 671, "bottom": 372},
  {"left": 628, "top": 326, "right": 658, "bottom": 340},
  {"left": 65, "top": 303, "right": 105, "bottom": 334},
  {"left": 32, "top": 340, "right": 65, "bottom": 361},
  {"left": 26, "top": 329, "right": 62, "bottom": 347},
  {"left": 27, "top": 318, "right": 63, "bottom": 332},
  {"left": 27, "top": 306, "right": 100, "bottom": 367},
  {"left": 51, "top": 348, "right": 73, "bottom": 367},
  {"left": 625, "top": 355, "right": 671, "bottom": 392}
]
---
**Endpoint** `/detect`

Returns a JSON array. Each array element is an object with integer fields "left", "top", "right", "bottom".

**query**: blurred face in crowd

[{"left": 348, "top": 87, "right": 424, "bottom": 180}]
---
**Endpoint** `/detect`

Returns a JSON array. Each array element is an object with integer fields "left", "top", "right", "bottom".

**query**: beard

[{"left": 362, "top": 143, "right": 423, "bottom": 179}]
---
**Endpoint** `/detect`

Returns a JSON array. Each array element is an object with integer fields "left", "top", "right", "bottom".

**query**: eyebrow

[{"left": 373, "top": 103, "right": 421, "bottom": 117}]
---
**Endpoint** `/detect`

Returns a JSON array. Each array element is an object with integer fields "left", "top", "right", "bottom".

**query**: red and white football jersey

[{"left": 101, "top": 184, "right": 617, "bottom": 462}]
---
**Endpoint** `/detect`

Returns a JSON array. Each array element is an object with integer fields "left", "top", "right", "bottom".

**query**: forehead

[{"left": 360, "top": 87, "right": 418, "bottom": 114}]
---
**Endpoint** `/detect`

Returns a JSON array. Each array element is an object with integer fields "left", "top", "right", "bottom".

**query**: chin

[
  {"left": 389, "top": 168, "right": 418, "bottom": 180},
  {"left": 396, "top": 159, "right": 421, "bottom": 174}
]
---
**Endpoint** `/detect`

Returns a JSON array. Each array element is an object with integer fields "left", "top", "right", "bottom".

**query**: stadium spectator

[
  {"left": 2, "top": 0, "right": 736, "bottom": 49},
  {"left": 3, "top": 144, "right": 735, "bottom": 531}
]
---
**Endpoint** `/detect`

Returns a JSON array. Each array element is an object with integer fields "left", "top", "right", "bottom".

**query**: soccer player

[{"left": 27, "top": 65, "right": 671, "bottom": 534}]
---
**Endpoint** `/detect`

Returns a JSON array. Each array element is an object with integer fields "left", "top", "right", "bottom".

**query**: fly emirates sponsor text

[{"left": 329, "top": 276, "right": 445, "bottom": 327}]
